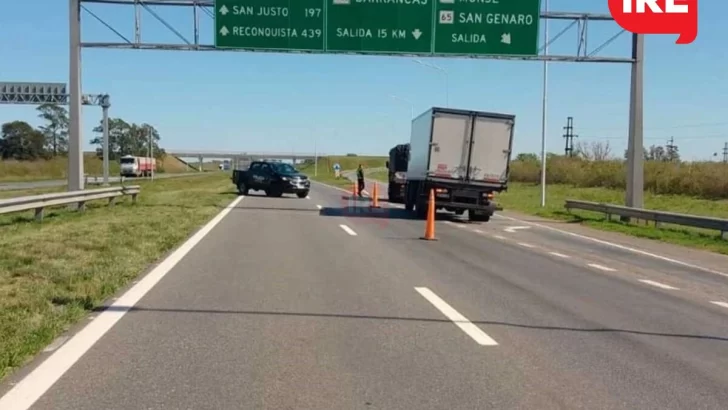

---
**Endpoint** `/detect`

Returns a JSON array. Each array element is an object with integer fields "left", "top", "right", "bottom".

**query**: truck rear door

[
  {"left": 466, "top": 114, "right": 514, "bottom": 185},
  {"left": 429, "top": 111, "right": 471, "bottom": 181}
]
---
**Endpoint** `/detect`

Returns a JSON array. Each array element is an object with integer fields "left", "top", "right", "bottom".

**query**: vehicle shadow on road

[
  {"left": 318, "top": 206, "right": 456, "bottom": 221},
  {"left": 96, "top": 305, "right": 728, "bottom": 342},
  {"left": 225, "top": 206, "right": 321, "bottom": 213}
]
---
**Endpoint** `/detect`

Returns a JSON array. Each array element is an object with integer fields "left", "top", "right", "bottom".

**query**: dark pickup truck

[{"left": 232, "top": 161, "right": 311, "bottom": 198}]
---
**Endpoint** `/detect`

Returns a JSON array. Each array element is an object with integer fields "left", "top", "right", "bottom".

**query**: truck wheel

[
  {"left": 237, "top": 182, "right": 248, "bottom": 196},
  {"left": 469, "top": 211, "right": 491, "bottom": 222},
  {"left": 454, "top": 209, "right": 465, "bottom": 216},
  {"left": 415, "top": 197, "right": 428, "bottom": 220},
  {"left": 297, "top": 191, "right": 308, "bottom": 198}
]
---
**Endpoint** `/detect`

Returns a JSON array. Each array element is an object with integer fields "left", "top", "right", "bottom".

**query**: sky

[{"left": 1, "top": 0, "right": 727, "bottom": 161}]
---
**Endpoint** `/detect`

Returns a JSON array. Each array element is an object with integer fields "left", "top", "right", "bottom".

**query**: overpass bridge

[{"left": 166, "top": 150, "right": 335, "bottom": 171}]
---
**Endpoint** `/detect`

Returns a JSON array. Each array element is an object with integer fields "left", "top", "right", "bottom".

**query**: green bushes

[{"left": 509, "top": 156, "right": 728, "bottom": 199}]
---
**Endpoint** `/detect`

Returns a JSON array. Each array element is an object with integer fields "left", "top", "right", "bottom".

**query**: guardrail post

[
  {"left": 78, "top": 201, "right": 86, "bottom": 212},
  {"left": 35, "top": 207, "right": 44, "bottom": 222},
  {"left": 131, "top": 192, "right": 138, "bottom": 204},
  {"left": 108, "top": 196, "right": 116, "bottom": 207},
  {"left": 721, "top": 230, "right": 727, "bottom": 240}
]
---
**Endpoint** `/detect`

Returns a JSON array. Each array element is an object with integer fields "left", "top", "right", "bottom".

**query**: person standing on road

[{"left": 356, "top": 164, "right": 365, "bottom": 197}]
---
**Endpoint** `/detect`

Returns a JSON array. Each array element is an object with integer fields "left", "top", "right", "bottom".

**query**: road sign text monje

[{"left": 214, "top": 0, "right": 541, "bottom": 56}]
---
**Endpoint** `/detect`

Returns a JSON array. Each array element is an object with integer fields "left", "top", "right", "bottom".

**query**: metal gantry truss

[
  {"left": 0, "top": 82, "right": 110, "bottom": 108},
  {"left": 79, "top": 0, "right": 633, "bottom": 63}
]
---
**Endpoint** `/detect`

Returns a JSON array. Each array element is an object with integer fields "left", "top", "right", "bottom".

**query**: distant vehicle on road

[
  {"left": 401, "top": 107, "right": 515, "bottom": 222},
  {"left": 232, "top": 160, "right": 310, "bottom": 198},
  {"left": 120, "top": 155, "right": 156, "bottom": 177}
]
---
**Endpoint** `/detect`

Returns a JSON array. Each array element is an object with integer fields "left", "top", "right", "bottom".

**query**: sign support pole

[
  {"left": 625, "top": 33, "right": 645, "bottom": 216},
  {"left": 68, "top": 0, "right": 84, "bottom": 192}
]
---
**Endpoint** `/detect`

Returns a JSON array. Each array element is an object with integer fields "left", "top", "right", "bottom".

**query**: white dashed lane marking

[
  {"left": 588, "top": 263, "right": 616, "bottom": 272},
  {"left": 638, "top": 279, "right": 679, "bottom": 290}
]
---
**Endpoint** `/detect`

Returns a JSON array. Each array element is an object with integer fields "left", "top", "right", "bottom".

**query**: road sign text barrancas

[{"left": 214, "top": 0, "right": 541, "bottom": 56}]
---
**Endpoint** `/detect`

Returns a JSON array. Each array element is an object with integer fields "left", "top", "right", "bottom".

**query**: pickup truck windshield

[{"left": 271, "top": 163, "right": 297, "bottom": 174}]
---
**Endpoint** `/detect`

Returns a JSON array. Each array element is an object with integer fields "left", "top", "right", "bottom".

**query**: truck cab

[{"left": 232, "top": 160, "right": 310, "bottom": 198}]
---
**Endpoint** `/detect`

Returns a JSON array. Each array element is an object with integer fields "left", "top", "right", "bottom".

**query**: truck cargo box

[{"left": 407, "top": 107, "right": 514, "bottom": 190}]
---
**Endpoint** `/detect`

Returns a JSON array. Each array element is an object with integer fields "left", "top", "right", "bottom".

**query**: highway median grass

[
  {"left": 0, "top": 153, "right": 192, "bottom": 182},
  {"left": 0, "top": 173, "right": 238, "bottom": 382},
  {"left": 298, "top": 155, "right": 387, "bottom": 189}
]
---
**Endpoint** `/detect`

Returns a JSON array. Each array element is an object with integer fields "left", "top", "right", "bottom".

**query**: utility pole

[
  {"left": 723, "top": 142, "right": 728, "bottom": 163},
  {"left": 563, "top": 116, "right": 577, "bottom": 157}
]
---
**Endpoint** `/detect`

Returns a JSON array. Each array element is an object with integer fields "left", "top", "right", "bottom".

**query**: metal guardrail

[
  {"left": 565, "top": 199, "right": 728, "bottom": 240},
  {"left": 0, "top": 185, "right": 140, "bottom": 221}
]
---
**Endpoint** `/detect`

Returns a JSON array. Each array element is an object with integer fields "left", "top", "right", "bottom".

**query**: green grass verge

[
  {"left": 0, "top": 173, "right": 238, "bottom": 382},
  {"left": 498, "top": 183, "right": 728, "bottom": 255},
  {"left": 0, "top": 154, "right": 192, "bottom": 183},
  {"left": 364, "top": 173, "right": 728, "bottom": 255},
  {"left": 297, "top": 156, "right": 387, "bottom": 189}
]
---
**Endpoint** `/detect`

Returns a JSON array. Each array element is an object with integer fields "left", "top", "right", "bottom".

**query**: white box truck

[{"left": 403, "top": 107, "right": 515, "bottom": 222}]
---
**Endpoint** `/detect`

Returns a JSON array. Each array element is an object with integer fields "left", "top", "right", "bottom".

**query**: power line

[
  {"left": 578, "top": 121, "right": 728, "bottom": 132},
  {"left": 563, "top": 116, "right": 578, "bottom": 157},
  {"left": 579, "top": 133, "right": 728, "bottom": 141}
]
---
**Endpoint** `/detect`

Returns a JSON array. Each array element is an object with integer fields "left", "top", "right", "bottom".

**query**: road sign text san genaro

[{"left": 214, "top": 0, "right": 542, "bottom": 56}]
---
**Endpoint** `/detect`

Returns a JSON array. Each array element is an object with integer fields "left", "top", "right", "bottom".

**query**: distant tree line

[
  {"left": 514, "top": 140, "right": 681, "bottom": 163},
  {"left": 0, "top": 103, "right": 166, "bottom": 161}
]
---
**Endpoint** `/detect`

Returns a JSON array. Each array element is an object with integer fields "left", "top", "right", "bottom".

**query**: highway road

[
  {"left": 1, "top": 179, "right": 728, "bottom": 409},
  {"left": 0, "top": 172, "right": 202, "bottom": 191}
]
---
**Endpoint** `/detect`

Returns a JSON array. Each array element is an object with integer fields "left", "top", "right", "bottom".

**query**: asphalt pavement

[
  {"left": 0, "top": 172, "right": 201, "bottom": 191},
  {"left": 1, "top": 179, "right": 728, "bottom": 409}
]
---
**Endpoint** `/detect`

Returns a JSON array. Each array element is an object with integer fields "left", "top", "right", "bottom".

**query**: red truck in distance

[{"left": 119, "top": 155, "right": 156, "bottom": 177}]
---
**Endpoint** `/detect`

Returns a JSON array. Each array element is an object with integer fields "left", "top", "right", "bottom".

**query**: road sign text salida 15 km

[
  {"left": 214, "top": 0, "right": 541, "bottom": 57},
  {"left": 608, "top": 0, "right": 698, "bottom": 44}
]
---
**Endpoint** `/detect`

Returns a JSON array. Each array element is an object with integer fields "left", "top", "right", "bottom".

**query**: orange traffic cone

[
  {"left": 352, "top": 180, "right": 358, "bottom": 198},
  {"left": 420, "top": 189, "right": 437, "bottom": 241},
  {"left": 371, "top": 182, "right": 381, "bottom": 208}
]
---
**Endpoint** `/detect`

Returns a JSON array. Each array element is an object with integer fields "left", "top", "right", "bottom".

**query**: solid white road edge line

[
  {"left": 710, "top": 301, "right": 728, "bottom": 309},
  {"left": 587, "top": 263, "right": 616, "bottom": 272},
  {"left": 493, "top": 213, "right": 728, "bottom": 279},
  {"left": 339, "top": 224, "right": 358, "bottom": 236},
  {"left": 0, "top": 195, "right": 246, "bottom": 410},
  {"left": 517, "top": 242, "right": 535, "bottom": 248},
  {"left": 638, "top": 279, "right": 680, "bottom": 290},
  {"left": 415, "top": 287, "right": 498, "bottom": 346}
]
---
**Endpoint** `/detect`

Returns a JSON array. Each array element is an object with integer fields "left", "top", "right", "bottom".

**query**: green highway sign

[
  {"left": 214, "top": 0, "right": 541, "bottom": 57},
  {"left": 215, "top": 0, "right": 325, "bottom": 51},
  {"left": 325, "top": 1, "right": 432, "bottom": 54}
]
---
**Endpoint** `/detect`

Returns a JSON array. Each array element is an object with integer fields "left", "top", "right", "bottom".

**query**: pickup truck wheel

[
  {"left": 266, "top": 187, "right": 283, "bottom": 197},
  {"left": 237, "top": 182, "right": 248, "bottom": 196},
  {"left": 297, "top": 191, "right": 308, "bottom": 199}
]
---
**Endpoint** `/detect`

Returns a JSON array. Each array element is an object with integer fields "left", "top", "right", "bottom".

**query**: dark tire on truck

[
  {"left": 415, "top": 194, "right": 428, "bottom": 220},
  {"left": 469, "top": 210, "right": 491, "bottom": 222},
  {"left": 266, "top": 187, "right": 283, "bottom": 197},
  {"left": 297, "top": 191, "right": 308, "bottom": 198},
  {"left": 237, "top": 182, "right": 248, "bottom": 196}
]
